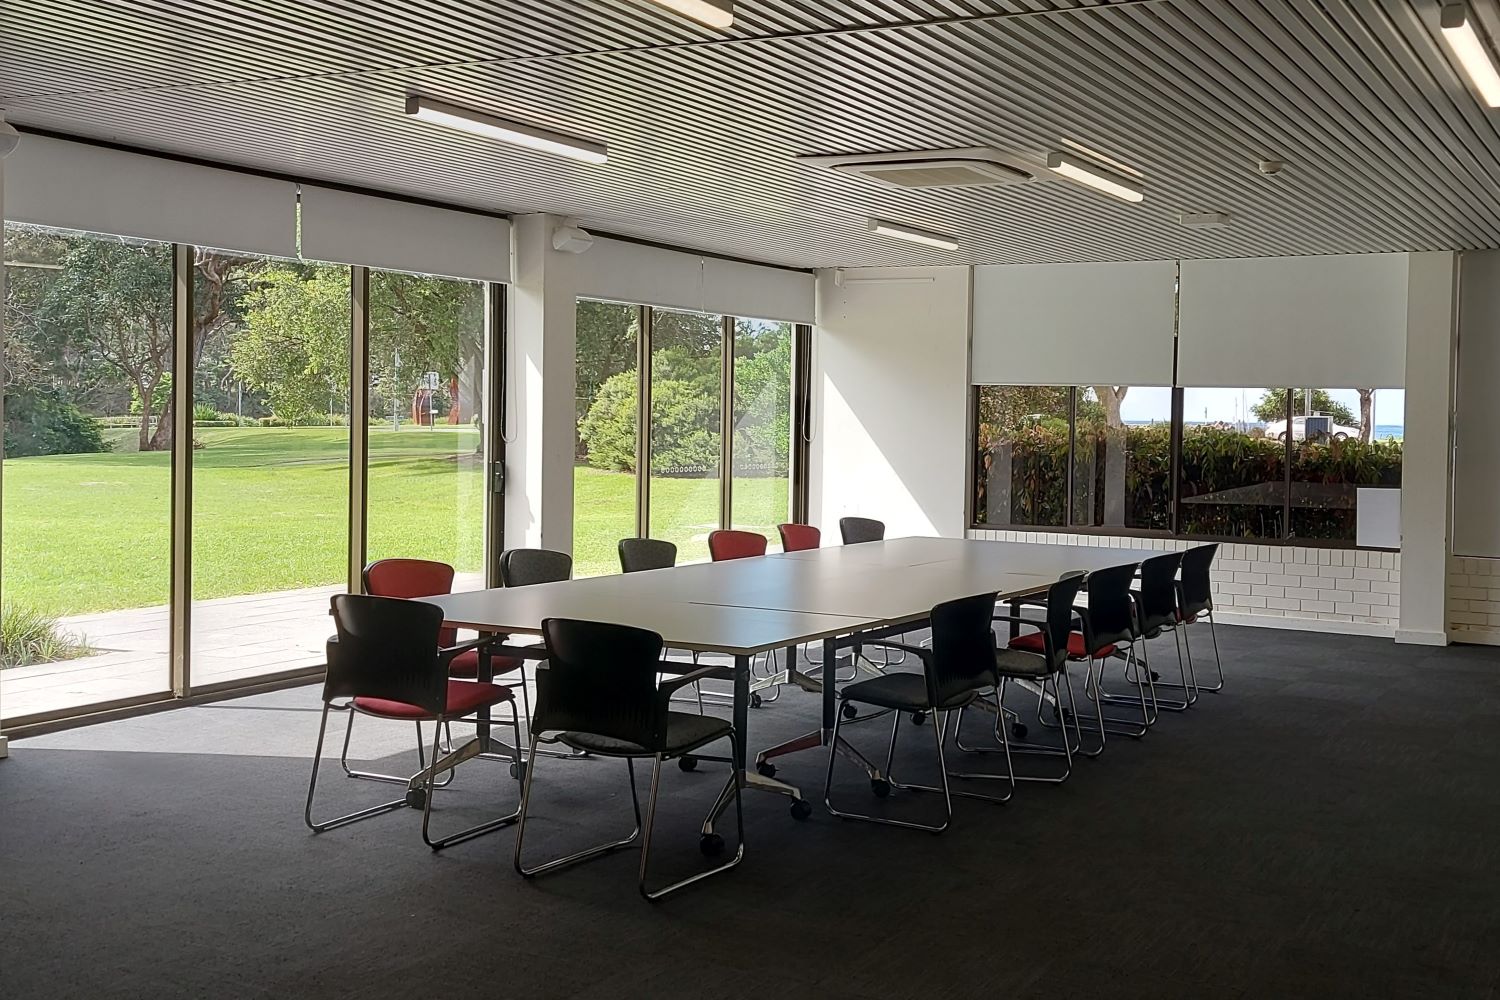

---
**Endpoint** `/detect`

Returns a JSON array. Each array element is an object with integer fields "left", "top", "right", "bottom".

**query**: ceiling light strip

[
  {"left": 866, "top": 218, "right": 959, "bottom": 250},
  {"left": 647, "top": 0, "right": 734, "bottom": 29},
  {"left": 1046, "top": 152, "right": 1145, "bottom": 203},
  {"left": 1441, "top": 3, "right": 1500, "bottom": 107},
  {"left": 405, "top": 96, "right": 608, "bottom": 164}
]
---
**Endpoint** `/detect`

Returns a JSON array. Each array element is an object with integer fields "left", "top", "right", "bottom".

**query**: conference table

[{"left": 425, "top": 536, "right": 1159, "bottom": 832}]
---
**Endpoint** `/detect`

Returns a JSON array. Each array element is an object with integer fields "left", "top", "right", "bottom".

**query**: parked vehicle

[{"left": 1264, "top": 414, "right": 1361, "bottom": 442}]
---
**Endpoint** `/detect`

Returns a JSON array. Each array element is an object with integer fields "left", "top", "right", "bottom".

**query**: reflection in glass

[
  {"left": 648, "top": 308, "right": 723, "bottom": 564},
  {"left": 1072, "top": 386, "right": 1172, "bottom": 531},
  {"left": 731, "top": 319, "right": 793, "bottom": 549},
  {"left": 573, "top": 299, "right": 640, "bottom": 577},
  {"left": 1178, "top": 387, "right": 1285, "bottom": 540},
  {"left": 1288, "top": 387, "right": 1404, "bottom": 542},
  {"left": 973, "top": 386, "right": 1070, "bottom": 527}
]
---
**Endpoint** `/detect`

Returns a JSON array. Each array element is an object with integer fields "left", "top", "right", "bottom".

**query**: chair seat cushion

[
  {"left": 1008, "top": 630, "right": 1115, "bottom": 660},
  {"left": 558, "top": 711, "right": 732, "bottom": 757},
  {"left": 353, "top": 680, "right": 514, "bottom": 721},
  {"left": 994, "top": 646, "right": 1053, "bottom": 678},
  {"left": 447, "top": 648, "right": 525, "bottom": 678},
  {"left": 840, "top": 671, "right": 979, "bottom": 712}
]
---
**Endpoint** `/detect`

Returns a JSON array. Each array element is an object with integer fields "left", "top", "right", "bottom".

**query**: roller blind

[
  {"left": 1453, "top": 250, "right": 1500, "bottom": 557},
  {"left": 298, "top": 185, "right": 510, "bottom": 283},
  {"left": 575, "top": 237, "right": 815, "bottom": 324},
  {"left": 970, "top": 260, "right": 1177, "bottom": 385},
  {"left": 1177, "top": 253, "right": 1409, "bottom": 388},
  {"left": 5, "top": 134, "right": 296, "bottom": 257}
]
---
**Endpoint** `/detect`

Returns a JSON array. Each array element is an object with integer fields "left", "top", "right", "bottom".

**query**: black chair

[
  {"left": 304, "top": 594, "right": 522, "bottom": 850},
  {"left": 957, "top": 573, "right": 1089, "bottom": 783},
  {"left": 1134, "top": 551, "right": 1195, "bottom": 711},
  {"left": 618, "top": 537, "right": 677, "bottom": 574},
  {"left": 839, "top": 516, "right": 885, "bottom": 544},
  {"left": 823, "top": 592, "right": 1013, "bottom": 833},
  {"left": 1178, "top": 543, "right": 1224, "bottom": 692},
  {"left": 499, "top": 547, "right": 573, "bottom": 587},
  {"left": 513, "top": 618, "right": 744, "bottom": 900}
]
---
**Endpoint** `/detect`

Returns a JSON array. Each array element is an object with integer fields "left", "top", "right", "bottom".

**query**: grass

[{"left": 2, "top": 427, "right": 788, "bottom": 615}]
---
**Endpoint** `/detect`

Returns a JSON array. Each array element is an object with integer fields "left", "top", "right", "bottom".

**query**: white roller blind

[
  {"left": 970, "top": 260, "right": 1177, "bottom": 385},
  {"left": 299, "top": 185, "right": 510, "bottom": 283},
  {"left": 1178, "top": 253, "right": 1409, "bottom": 388},
  {"left": 1453, "top": 250, "right": 1500, "bottom": 557},
  {"left": 5, "top": 134, "right": 296, "bottom": 257},
  {"left": 575, "top": 237, "right": 815, "bottom": 324}
]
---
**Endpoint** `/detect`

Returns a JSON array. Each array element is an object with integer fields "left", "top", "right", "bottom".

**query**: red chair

[
  {"left": 776, "top": 523, "right": 821, "bottom": 552},
  {"left": 708, "top": 529, "right": 768, "bottom": 561},
  {"left": 363, "top": 558, "right": 522, "bottom": 679}
]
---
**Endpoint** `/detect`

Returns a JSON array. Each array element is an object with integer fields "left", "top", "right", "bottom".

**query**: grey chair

[
  {"left": 618, "top": 537, "right": 677, "bottom": 574},
  {"left": 839, "top": 516, "right": 886, "bottom": 545},
  {"left": 499, "top": 548, "right": 573, "bottom": 587}
]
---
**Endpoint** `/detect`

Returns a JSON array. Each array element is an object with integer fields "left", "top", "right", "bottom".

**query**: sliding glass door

[
  {"left": 648, "top": 308, "right": 724, "bottom": 565},
  {"left": 573, "top": 300, "right": 641, "bottom": 577},
  {"left": 731, "top": 318, "right": 793, "bottom": 549}
]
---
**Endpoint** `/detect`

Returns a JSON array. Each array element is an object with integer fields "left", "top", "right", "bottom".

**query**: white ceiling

[{"left": 5, "top": 0, "right": 1500, "bottom": 269}]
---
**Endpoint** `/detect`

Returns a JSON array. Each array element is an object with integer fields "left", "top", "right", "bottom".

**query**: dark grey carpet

[{"left": 3, "top": 626, "right": 1500, "bottom": 1000}]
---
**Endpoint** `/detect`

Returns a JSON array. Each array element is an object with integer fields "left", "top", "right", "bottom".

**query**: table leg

[
  {"left": 821, "top": 635, "right": 838, "bottom": 741},
  {"left": 704, "top": 652, "right": 808, "bottom": 831},
  {"left": 732, "top": 653, "right": 749, "bottom": 779},
  {"left": 1009, "top": 598, "right": 1022, "bottom": 641},
  {"left": 476, "top": 633, "right": 493, "bottom": 751}
]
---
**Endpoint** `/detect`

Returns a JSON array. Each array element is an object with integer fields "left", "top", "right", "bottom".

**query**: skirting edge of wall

[
  {"left": 1393, "top": 628, "right": 1450, "bottom": 646},
  {"left": 1446, "top": 628, "right": 1500, "bottom": 647},
  {"left": 1213, "top": 611, "right": 1395, "bottom": 638}
]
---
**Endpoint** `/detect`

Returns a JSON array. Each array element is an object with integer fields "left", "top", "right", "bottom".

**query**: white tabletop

[{"left": 422, "top": 537, "right": 1161, "bottom": 655}]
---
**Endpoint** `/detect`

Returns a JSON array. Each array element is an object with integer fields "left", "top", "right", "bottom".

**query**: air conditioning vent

[{"left": 834, "top": 158, "right": 1034, "bottom": 189}]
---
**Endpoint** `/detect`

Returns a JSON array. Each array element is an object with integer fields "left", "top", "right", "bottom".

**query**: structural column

[
  {"left": 1396, "top": 251, "right": 1459, "bottom": 645},
  {"left": 506, "top": 214, "right": 578, "bottom": 555},
  {"left": 0, "top": 143, "right": 8, "bottom": 755}
]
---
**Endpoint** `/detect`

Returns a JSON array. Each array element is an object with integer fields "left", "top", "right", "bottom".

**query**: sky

[{"left": 1119, "top": 386, "right": 1405, "bottom": 428}]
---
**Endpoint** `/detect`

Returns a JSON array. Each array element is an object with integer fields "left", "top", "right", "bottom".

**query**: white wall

[{"left": 811, "top": 267, "right": 971, "bottom": 539}]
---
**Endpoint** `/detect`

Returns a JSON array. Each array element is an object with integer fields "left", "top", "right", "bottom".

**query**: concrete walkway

[{"left": 1, "top": 574, "right": 483, "bottom": 721}]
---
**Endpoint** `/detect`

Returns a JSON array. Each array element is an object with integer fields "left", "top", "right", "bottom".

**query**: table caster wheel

[
  {"left": 405, "top": 787, "right": 427, "bottom": 809},
  {"left": 509, "top": 760, "right": 528, "bottom": 782},
  {"left": 870, "top": 778, "right": 892, "bottom": 799},
  {"left": 1011, "top": 722, "right": 1028, "bottom": 740},
  {"left": 1150, "top": 670, "right": 1161, "bottom": 682},
  {"left": 750, "top": 692, "right": 763, "bottom": 709},
  {"left": 756, "top": 760, "right": 777, "bottom": 778},
  {"left": 841, "top": 702, "right": 859, "bottom": 720},
  {"left": 789, "top": 798, "right": 812, "bottom": 821},
  {"left": 910, "top": 712, "right": 926, "bottom": 726},
  {"left": 678, "top": 755, "right": 698, "bottom": 772},
  {"left": 699, "top": 833, "right": 725, "bottom": 857}
]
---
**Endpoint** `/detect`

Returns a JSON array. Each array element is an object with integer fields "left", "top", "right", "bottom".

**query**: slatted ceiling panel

[{"left": 7, "top": 1, "right": 1500, "bottom": 268}]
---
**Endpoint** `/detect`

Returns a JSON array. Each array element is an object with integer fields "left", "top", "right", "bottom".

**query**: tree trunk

[
  {"left": 148, "top": 400, "right": 174, "bottom": 452},
  {"left": 1092, "top": 386, "right": 1130, "bottom": 526},
  {"left": 137, "top": 376, "right": 157, "bottom": 452},
  {"left": 1358, "top": 389, "right": 1374, "bottom": 443}
]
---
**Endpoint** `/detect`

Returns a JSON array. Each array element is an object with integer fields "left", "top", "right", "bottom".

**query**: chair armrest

[
  {"left": 864, "top": 639, "right": 933, "bottom": 662},
  {"left": 658, "top": 665, "right": 735, "bottom": 696},
  {"left": 657, "top": 657, "right": 709, "bottom": 676},
  {"left": 435, "top": 634, "right": 498, "bottom": 666}
]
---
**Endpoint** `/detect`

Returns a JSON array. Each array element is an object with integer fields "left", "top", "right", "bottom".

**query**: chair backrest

[
  {"left": 499, "top": 548, "right": 573, "bottom": 587},
  {"left": 839, "top": 516, "right": 885, "bottom": 545},
  {"left": 1034, "top": 573, "right": 1088, "bottom": 673},
  {"left": 1179, "top": 543, "right": 1217, "bottom": 618},
  {"left": 534, "top": 618, "right": 668, "bottom": 750},
  {"left": 708, "top": 529, "right": 768, "bottom": 562},
  {"left": 777, "top": 522, "right": 821, "bottom": 552},
  {"left": 618, "top": 537, "right": 677, "bottom": 574},
  {"left": 926, "top": 592, "right": 1002, "bottom": 708},
  {"left": 324, "top": 593, "right": 446, "bottom": 713},
  {"left": 363, "top": 558, "right": 459, "bottom": 646},
  {"left": 1137, "top": 551, "right": 1185, "bottom": 634},
  {"left": 1083, "top": 562, "right": 1140, "bottom": 653}
]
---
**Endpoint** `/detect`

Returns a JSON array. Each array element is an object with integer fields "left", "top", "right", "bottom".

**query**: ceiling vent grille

[{"left": 799, "top": 147, "right": 1045, "bottom": 189}]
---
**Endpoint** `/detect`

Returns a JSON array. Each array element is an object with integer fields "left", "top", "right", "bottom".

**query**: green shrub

[
  {"left": 577, "top": 370, "right": 721, "bottom": 475},
  {"left": 0, "top": 603, "right": 92, "bottom": 668},
  {"left": 192, "top": 402, "right": 221, "bottom": 424},
  {"left": 4, "top": 393, "right": 110, "bottom": 457}
]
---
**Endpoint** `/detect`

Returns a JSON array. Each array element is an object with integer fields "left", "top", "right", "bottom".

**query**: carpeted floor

[{"left": 3, "top": 625, "right": 1499, "bottom": 1000}]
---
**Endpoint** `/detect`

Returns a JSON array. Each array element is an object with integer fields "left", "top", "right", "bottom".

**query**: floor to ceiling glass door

[
  {"left": 364, "top": 270, "right": 489, "bottom": 592},
  {"left": 730, "top": 318, "right": 793, "bottom": 549},
  {"left": 647, "top": 308, "right": 724, "bottom": 565},
  {"left": 573, "top": 299, "right": 641, "bottom": 577},
  {"left": 189, "top": 249, "right": 350, "bottom": 688},
  {"left": 1, "top": 224, "right": 174, "bottom": 722}
]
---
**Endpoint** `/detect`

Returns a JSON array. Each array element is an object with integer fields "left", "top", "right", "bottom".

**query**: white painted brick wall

[
  {"left": 965, "top": 529, "right": 1400, "bottom": 635},
  {"left": 1447, "top": 556, "right": 1500, "bottom": 643}
]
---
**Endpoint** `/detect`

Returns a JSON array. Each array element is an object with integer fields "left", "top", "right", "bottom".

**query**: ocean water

[{"left": 1148, "top": 420, "right": 1405, "bottom": 441}]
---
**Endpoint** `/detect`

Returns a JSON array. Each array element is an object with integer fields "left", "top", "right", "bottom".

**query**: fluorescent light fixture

[
  {"left": 405, "top": 96, "right": 608, "bottom": 164},
  {"left": 648, "top": 0, "right": 734, "bottom": 28},
  {"left": 1178, "top": 212, "right": 1231, "bottom": 228},
  {"left": 1046, "top": 152, "right": 1145, "bottom": 203},
  {"left": 1441, "top": 3, "right": 1500, "bottom": 106},
  {"left": 866, "top": 218, "right": 959, "bottom": 251}
]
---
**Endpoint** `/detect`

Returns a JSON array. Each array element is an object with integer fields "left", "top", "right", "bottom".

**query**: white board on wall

[
  {"left": 1177, "top": 253, "right": 1409, "bottom": 389},
  {"left": 970, "top": 260, "right": 1177, "bottom": 386}
]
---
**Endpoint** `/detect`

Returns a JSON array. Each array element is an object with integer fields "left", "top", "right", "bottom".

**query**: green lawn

[{"left": 2, "top": 427, "right": 787, "bottom": 615}]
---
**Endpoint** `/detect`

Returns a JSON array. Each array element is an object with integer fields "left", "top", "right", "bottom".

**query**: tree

[
  {"left": 368, "top": 272, "right": 484, "bottom": 432},
  {"left": 1251, "top": 388, "right": 1356, "bottom": 427},
  {"left": 1357, "top": 388, "right": 1375, "bottom": 443},
  {"left": 731, "top": 329, "right": 792, "bottom": 476},
  {"left": 229, "top": 266, "right": 351, "bottom": 424}
]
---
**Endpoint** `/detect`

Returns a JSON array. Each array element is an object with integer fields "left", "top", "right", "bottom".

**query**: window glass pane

[
  {"left": 1073, "top": 386, "right": 1172, "bottom": 530},
  {"left": 1179, "top": 387, "right": 1286, "bottom": 539},
  {"left": 574, "top": 299, "right": 640, "bottom": 577},
  {"left": 731, "top": 319, "right": 792, "bottom": 550},
  {"left": 973, "top": 386, "right": 1069, "bottom": 527},
  {"left": 364, "top": 272, "right": 487, "bottom": 590},
  {"left": 1288, "top": 387, "right": 1403, "bottom": 543},
  {"left": 2, "top": 224, "right": 172, "bottom": 720},
  {"left": 648, "top": 308, "right": 723, "bottom": 564},
  {"left": 191, "top": 251, "right": 350, "bottom": 686}
]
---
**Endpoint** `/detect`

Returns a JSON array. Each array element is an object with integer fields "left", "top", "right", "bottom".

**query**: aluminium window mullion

[
  {"left": 636, "top": 305, "right": 652, "bottom": 539},
  {"left": 347, "top": 266, "right": 370, "bottom": 592},
  {"left": 169, "top": 243, "right": 194, "bottom": 698},
  {"left": 720, "top": 314, "right": 734, "bottom": 530}
]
